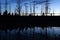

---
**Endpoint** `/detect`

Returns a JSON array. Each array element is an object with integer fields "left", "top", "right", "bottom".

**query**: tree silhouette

[{"left": 3, "top": 10, "right": 8, "bottom": 16}]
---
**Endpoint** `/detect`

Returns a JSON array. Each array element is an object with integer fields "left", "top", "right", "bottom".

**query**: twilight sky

[{"left": 0, "top": 0, "right": 60, "bottom": 14}]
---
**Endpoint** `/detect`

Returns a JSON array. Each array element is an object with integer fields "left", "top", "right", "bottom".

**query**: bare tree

[
  {"left": 0, "top": 0, "right": 1, "bottom": 14},
  {"left": 16, "top": 0, "right": 21, "bottom": 16},
  {"left": 9, "top": 2, "right": 11, "bottom": 14},
  {"left": 24, "top": 3, "right": 28, "bottom": 16},
  {"left": 30, "top": 3, "right": 32, "bottom": 14},
  {"left": 33, "top": 1, "right": 35, "bottom": 16},
  {"left": 45, "top": 0, "right": 49, "bottom": 15},
  {"left": 41, "top": 5, "right": 43, "bottom": 14},
  {"left": 5, "top": 0, "right": 8, "bottom": 11}
]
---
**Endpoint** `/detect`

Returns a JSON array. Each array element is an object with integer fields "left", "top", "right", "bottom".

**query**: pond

[{"left": 0, "top": 27, "right": 60, "bottom": 40}]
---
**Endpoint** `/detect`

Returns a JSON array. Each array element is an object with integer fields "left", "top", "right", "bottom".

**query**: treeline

[
  {"left": 0, "top": 10, "right": 20, "bottom": 16},
  {"left": 0, "top": 10, "right": 47, "bottom": 16}
]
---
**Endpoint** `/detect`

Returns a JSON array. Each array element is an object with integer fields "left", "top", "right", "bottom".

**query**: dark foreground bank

[{"left": 0, "top": 16, "right": 60, "bottom": 30}]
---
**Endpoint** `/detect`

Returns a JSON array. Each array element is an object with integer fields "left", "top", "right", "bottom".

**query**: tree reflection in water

[
  {"left": 0, "top": 27, "right": 46, "bottom": 40},
  {"left": 0, "top": 27, "right": 60, "bottom": 40}
]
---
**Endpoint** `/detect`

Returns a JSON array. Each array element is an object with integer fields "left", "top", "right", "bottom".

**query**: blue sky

[{"left": 0, "top": 0, "right": 60, "bottom": 13}]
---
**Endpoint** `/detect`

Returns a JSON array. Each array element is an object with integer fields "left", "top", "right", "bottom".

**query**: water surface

[{"left": 0, "top": 27, "right": 60, "bottom": 40}]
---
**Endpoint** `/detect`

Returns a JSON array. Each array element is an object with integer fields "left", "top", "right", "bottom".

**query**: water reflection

[
  {"left": 0, "top": 27, "right": 58, "bottom": 35},
  {"left": 47, "top": 27, "right": 60, "bottom": 36},
  {"left": 0, "top": 27, "right": 60, "bottom": 40},
  {"left": 20, "top": 27, "right": 46, "bottom": 36},
  {"left": 0, "top": 27, "right": 47, "bottom": 40}
]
